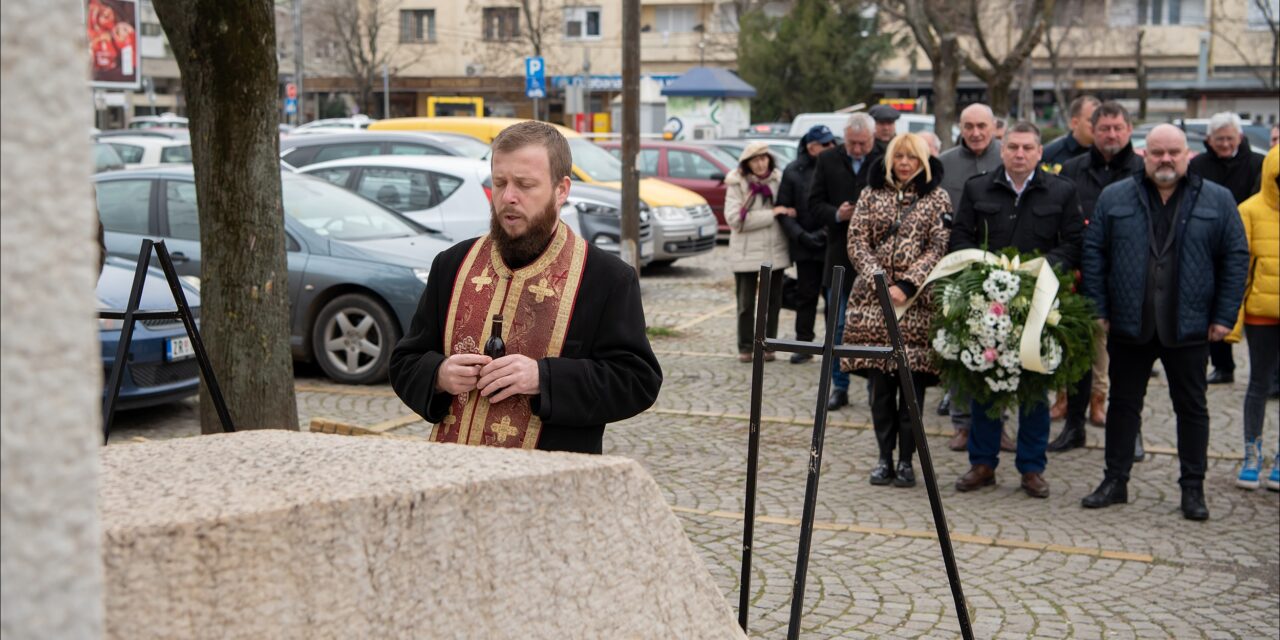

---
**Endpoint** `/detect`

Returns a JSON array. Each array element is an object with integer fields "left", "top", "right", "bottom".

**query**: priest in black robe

[{"left": 389, "top": 121, "right": 662, "bottom": 454}]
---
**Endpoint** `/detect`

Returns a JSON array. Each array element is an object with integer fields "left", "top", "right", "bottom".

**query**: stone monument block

[{"left": 100, "top": 431, "right": 745, "bottom": 639}]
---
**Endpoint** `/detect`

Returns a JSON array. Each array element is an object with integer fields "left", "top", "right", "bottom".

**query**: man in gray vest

[{"left": 937, "top": 103, "right": 1010, "bottom": 452}]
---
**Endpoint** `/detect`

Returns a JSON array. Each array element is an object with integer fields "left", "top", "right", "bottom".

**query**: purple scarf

[{"left": 739, "top": 179, "right": 774, "bottom": 221}]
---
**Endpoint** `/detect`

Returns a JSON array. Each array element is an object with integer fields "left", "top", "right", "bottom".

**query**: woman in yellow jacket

[{"left": 1229, "top": 145, "right": 1279, "bottom": 490}]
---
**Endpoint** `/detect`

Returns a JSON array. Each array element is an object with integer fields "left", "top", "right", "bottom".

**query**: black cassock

[{"left": 389, "top": 238, "right": 663, "bottom": 454}]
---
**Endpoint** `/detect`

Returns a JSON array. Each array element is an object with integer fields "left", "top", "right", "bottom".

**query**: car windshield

[
  {"left": 283, "top": 176, "right": 420, "bottom": 241},
  {"left": 568, "top": 139, "right": 623, "bottom": 182}
]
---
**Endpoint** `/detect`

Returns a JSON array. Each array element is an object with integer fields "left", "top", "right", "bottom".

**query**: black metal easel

[
  {"left": 738, "top": 265, "right": 973, "bottom": 640},
  {"left": 100, "top": 239, "right": 234, "bottom": 442}
]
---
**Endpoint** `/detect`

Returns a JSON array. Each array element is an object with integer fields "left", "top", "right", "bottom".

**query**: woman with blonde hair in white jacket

[{"left": 725, "top": 141, "right": 792, "bottom": 362}]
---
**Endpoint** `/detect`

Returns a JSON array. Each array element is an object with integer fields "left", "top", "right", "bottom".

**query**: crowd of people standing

[{"left": 723, "top": 99, "right": 1279, "bottom": 520}]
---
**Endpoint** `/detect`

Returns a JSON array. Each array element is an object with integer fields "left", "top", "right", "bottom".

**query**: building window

[
  {"left": 655, "top": 5, "right": 700, "bottom": 33},
  {"left": 483, "top": 7, "right": 521, "bottom": 41},
  {"left": 564, "top": 6, "right": 601, "bottom": 39},
  {"left": 399, "top": 9, "right": 436, "bottom": 43},
  {"left": 140, "top": 22, "right": 163, "bottom": 36},
  {"left": 1109, "top": 0, "right": 1205, "bottom": 26},
  {"left": 1248, "top": 0, "right": 1278, "bottom": 30}
]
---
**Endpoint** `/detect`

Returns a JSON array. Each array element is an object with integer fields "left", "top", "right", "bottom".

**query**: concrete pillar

[{"left": 1, "top": 0, "right": 105, "bottom": 638}]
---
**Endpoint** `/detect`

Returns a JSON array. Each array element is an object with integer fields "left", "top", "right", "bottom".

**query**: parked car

[
  {"left": 97, "top": 256, "right": 202, "bottom": 409},
  {"left": 369, "top": 117, "right": 714, "bottom": 238},
  {"left": 741, "top": 122, "right": 792, "bottom": 137},
  {"left": 94, "top": 142, "right": 125, "bottom": 172},
  {"left": 280, "top": 131, "right": 490, "bottom": 168},
  {"left": 698, "top": 138, "right": 799, "bottom": 168},
  {"left": 127, "top": 113, "right": 188, "bottom": 129},
  {"left": 95, "top": 166, "right": 453, "bottom": 384},
  {"left": 293, "top": 115, "right": 376, "bottom": 133},
  {"left": 101, "top": 135, "right": 192, "bottom": 167},
  {"left": 599, "top": 139, "right": 736, "bottom": 239},
  {"left": 298, "top": 155, "right": 495, "bottom": 239},
  {"left": 96, "top": 128, "right": 190, "bottom": 142},
  {"left": 567, "top": 182, "right": 657, "bottom": 267}
]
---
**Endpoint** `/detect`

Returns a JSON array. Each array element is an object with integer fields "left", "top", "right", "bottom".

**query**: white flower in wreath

[
  {"left": 1042, "top": 335, "right": 1063, "bottom": 372},
  {"left": 982, "top": 270, "right": 1021, "bottom": 304},
  {"left": 1047, "top": 310, "right": 1062, "bottom": 327}
]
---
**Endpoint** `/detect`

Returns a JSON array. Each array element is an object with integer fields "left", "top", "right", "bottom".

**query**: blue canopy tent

[{"left": 660, "top": 67, "right": 757, "bottom": 139}]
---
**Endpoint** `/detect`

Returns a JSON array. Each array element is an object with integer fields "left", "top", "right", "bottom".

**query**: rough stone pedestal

[{"left": 100, "top": 431, "right": 745, "bottom": 639}]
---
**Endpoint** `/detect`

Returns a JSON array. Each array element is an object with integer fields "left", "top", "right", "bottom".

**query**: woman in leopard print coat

[{"left": 841, "top": 132, "right": 951, "bottom": 488}]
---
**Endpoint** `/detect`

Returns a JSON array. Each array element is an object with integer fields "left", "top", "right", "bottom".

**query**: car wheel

[{"left": 311, "top": 293, "right": 399, "bottom": 385}]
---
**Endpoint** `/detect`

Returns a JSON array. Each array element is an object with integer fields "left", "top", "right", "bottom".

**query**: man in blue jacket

[{"left": 1079, "top": 125, "right": 1249, "bottom": 520}]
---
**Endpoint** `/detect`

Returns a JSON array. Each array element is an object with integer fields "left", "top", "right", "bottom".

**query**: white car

[
  {"left": 292, "top": 115, "right": 376, "bottom": 134},
  {"left": 299, "top": 155, "right": 583, "bottom": 242},
  {"left": 127, "top": 113, "right": 188, "bottom": 129},
  {"left": 101, "top": 135, "right": 192, "bottom": 168},
  {"left": 298, "top": 155, "right": 497, "bottom": 241}
]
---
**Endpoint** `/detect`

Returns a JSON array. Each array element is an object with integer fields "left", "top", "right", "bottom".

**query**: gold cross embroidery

[
  {"left": 528, "top": 278, "right": 557, "bottom": 304},
  {"left": 470, "top": 271, "right": 494, "bottom": 292},
  {"left": 490, "top": 415, "right": 519, "bottom": 443}
]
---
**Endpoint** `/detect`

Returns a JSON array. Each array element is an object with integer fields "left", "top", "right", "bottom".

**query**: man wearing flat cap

[{"left": 868, "top": 104, "right": 900, "bottom": 144}]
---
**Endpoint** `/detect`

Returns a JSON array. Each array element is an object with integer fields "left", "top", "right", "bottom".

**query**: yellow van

[{"left": 371, "top": 117, "right": 717, "bottom": 263}]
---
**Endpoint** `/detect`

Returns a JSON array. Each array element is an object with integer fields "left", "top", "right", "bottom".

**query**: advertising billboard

[{"left": 87, "top": 0, "right": 141, "bottom": 89}]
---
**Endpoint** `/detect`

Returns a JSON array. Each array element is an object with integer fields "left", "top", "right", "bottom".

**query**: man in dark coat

[
  {"left": 1080, "top": 124, "right": 1249, "bottom": 520},
  {"left": 1187, "top": 112, "right": 1265, "bottom": 385},
  {"left": 807, "top": 112, "right": 883, "bottom": 409},
  {"left": 1041, "top": 95, "right": 1099, "bottom": 169},
  {"left": 949, "top": 122, "right": 1085, "bottom": 500},
  {"left": 776, "top": 124, "right": 837, "bottom": 363},
  {"left": 389, "top": 121, "right": 662, "bottom": 455},
  {"left": 1050, "top": 101, "right": 1146, "bottom": 453}
]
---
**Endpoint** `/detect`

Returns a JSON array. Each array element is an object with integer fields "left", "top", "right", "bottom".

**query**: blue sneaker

[
  {"left": 1267, "top": 454, "right": 1280, "bottom": 492},
  {"left": 1236, "top": 438, "right": 1262, "bottom": 490}
]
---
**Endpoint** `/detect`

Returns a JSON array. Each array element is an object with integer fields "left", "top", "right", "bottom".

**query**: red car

[{"left": 599, "top": 140, "right": 740, "bottom": 232}]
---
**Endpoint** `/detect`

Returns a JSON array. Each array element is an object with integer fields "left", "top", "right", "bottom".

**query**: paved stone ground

[{"left": 112, "top": 245, "right": 1280, "bottom": 639}]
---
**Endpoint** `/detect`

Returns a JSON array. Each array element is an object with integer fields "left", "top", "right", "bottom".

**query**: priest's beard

[{"left": 490, "top": 194, "right": 560, "bottom": 267}]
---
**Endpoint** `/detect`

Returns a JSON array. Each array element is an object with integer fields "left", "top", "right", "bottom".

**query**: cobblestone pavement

[{"left": 111, "top": 245, "right": 1280, "bottom": 639}]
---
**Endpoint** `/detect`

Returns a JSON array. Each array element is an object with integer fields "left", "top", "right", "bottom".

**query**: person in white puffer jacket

[{"left": 724, "top": 141, "right": 792, "bottom": 362}]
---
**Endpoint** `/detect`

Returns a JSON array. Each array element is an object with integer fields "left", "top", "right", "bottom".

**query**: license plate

[
  {"left": 699, "top": 225, "right": 715, "bottom": 238},
  {"left": 166, "top": 336, "right": 195, "bottom": 362},
  {"left": 641, "top": 238, "right": 654, "bottom": 258}
]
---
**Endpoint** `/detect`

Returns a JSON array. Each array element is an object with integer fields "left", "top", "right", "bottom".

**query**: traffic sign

[
  {"left": 525, "top": 56, "right": 546, "bottom": 99},
  {"left": 285, "top": 97, "right": 297, "bottom": 115},
  {"left": 286, "top": 83, "right": 297, "bottom": 99}
]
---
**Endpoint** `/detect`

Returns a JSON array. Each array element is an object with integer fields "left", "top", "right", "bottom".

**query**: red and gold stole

[{"left": 435, "top": 222, "right": 588, "bottom": 449}]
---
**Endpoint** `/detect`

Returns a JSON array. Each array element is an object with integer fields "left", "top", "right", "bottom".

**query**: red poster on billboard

[{"left": 87, "top": 0, "right": 141, "bottom": 89}]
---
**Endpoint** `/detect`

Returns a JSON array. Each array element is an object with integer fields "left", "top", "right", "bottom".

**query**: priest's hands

[
  {"left": 478, "top": 354, "right": 540, "bottom": 404},
  {"left": 436, "top": 354, "right": 492, "bottom": 395}
]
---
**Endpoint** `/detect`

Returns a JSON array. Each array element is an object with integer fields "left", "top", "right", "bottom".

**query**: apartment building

[
  {"left": 286, "top": 0, "right": 745, "bottom": 124},
  {"left": 873, "top": 0, "right": 1280, "bottom": 123}
]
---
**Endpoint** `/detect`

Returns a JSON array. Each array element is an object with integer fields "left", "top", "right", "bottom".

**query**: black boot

[
  {"left": 1047, "top": 421, "right": 1086, "bottom": 453},
  {"left": 1081, "top": 478, "right": 1128, "bottom": 509},
  {"left": 892, "top": 461, "right": 916, "bottom": 487},
  {"left": 936, "top": 391, "right": 951, "bottom": 416},
  {"left": 869, "top": 458, "right": 895, "bottom": 485},
  {"left": 1181, "top": 486, "right": 1209, "bottom": 521},
  {"left": 827, "top": 389, "right": 849, "bottom": 410}
]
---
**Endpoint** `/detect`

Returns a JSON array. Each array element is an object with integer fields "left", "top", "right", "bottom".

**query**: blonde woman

[
  {"left": 725, "top": 142, "right": 791, "bottom": 362},
  {"left": 842, "top": 133, "right": 951, "bottom": 487}
]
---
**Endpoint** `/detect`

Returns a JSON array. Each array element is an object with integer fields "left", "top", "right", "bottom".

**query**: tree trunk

[
  {"left": 1136, "top": 29, "right": 1148, "bottom": 121},
  {"left": 933, "top": 34, "right": 961, "bottom": 150},
  {"left": 152, "top": 0, "right": 299, "bottom": 432},
  {"left": 987, "top": 73, "right": 1014, "bottom": 120}
]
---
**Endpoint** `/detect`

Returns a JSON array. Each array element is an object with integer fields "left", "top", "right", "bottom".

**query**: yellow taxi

[{"left": 370, "top": 117, "right": 718, "bottom": 264}]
